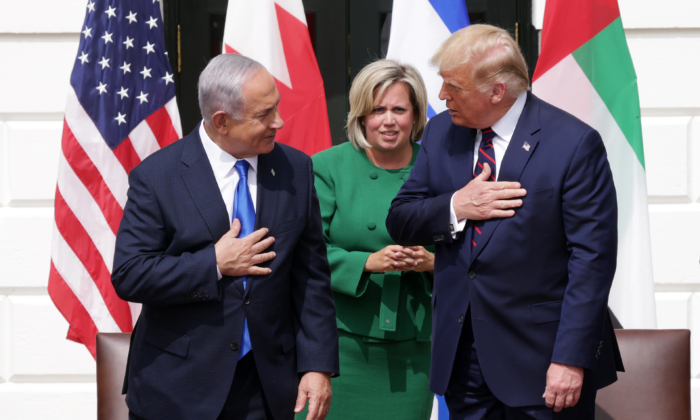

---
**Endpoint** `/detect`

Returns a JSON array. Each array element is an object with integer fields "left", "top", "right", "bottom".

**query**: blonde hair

[
  {"left": 430, "top": 24, "right": 530, "bottom": 98},
  {"left": 347, "top": 60, "right": 428, "bottom": 150}
]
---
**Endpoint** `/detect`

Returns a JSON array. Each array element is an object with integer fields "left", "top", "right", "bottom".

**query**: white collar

[
  {"left": 489, "top": 92, "right": 528, "bottom": 142},
  {"left": 199, "top": 121, "right": 258, "bottom": 175}
]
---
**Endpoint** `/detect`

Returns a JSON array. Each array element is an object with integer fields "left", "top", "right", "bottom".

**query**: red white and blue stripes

[{"left": 49, "top": 0, "right": 182, "bottom": 357}]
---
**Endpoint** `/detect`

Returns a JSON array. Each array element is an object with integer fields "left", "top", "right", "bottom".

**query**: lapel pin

[
  {"left": 271, "top": 168, "right": 275, "bottom": 177},
  {"left": 522, "top": 141, "right": 531, "bottom": 152}
]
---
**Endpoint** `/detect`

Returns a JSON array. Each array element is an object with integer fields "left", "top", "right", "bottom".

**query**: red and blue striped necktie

[
  {"left": 474, "top": 127, "right": 497, "bottom": 181},
  {"left": 472, "top": 128, "right": 497, "bottom": 247}
]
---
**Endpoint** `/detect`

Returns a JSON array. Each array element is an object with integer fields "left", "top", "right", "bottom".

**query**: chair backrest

[
  {"left": 596, "top": 329, "right": 690, "bottom": 420},
  {"left": 98, "top": 330, "right": 690, "bottom": 420},
  {"left": 96, "top": 332, "right": 132, "bottom": 420}
]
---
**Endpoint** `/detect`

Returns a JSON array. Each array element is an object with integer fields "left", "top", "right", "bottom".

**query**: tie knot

[
  {"left": 235, "top": 160, "right": 250, "bottom": 179},
  {"left": 481, "top": 127, "right": 496, "bottom": 144}
]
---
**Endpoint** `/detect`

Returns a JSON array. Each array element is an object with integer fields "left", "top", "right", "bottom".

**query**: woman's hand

[
  {"left": 364, "top": 245, "right": 417, "bottom": 273},
  {"left": 406, "top": 246, "right": 435, "bottom": 273}
]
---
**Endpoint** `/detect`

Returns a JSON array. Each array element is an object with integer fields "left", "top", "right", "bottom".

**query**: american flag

[{"left": 48, "top": 0, "right": 182, "bottom": 357}]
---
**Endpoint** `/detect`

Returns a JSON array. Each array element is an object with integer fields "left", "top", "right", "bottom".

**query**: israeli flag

[{"left": 387, "top": 0, "right": 470, "bottom": 120}]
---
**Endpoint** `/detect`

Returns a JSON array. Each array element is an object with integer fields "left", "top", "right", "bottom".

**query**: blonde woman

[{"left": 297, "top": 59, "right": 434, "bottom": 420}]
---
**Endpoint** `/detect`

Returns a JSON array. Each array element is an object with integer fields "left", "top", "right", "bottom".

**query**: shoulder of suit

[
  {"left": 421, "top": 110, "right": 467, "bottom": 148},
  {"left": 423, "top": 110, "right": 454, "bottom": 137},
  {"left": 270, "top": 142, "right": 311, "bottom": 164},
  {"left": 132, "top": 130, "right": 193, "bottom": 173},
  {"left": 428, "top": 109, "right": 455, "bottom": 127}
]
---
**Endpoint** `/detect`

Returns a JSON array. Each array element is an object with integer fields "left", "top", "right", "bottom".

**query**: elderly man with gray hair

[
  {"left": 387, "top": 24, "right": 623, "bottom": 419},
  {"left": 112, "top": 53, "right": 339, "bottom": 420}
]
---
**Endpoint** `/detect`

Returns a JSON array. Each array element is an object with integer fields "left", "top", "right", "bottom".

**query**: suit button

[
  {"left": 367, "top": 221, "right": 376, "bottom": 230},
  {"left": 458, "top": 315, "right": 464, "bottom": 324},
  {"left": 230, "top": 342, "right": 238, "bottom": 351},
  {"left": 468, "top": 271, "right": 476, "bottom": 279},
  {"left": 198, "top": 291, "right": 203, "bottom": 298},
  {"left": 186, "top": 293, "right": 191, "bottom": 299},
  {"left": 244, "top": 298, "right": 251, "bottom": 305},
  {"left": 369, "top": 170, "right": 378, "bottom": 179},
  {"left": 204, "top": 291, "right": 210, "bottom": 298}
]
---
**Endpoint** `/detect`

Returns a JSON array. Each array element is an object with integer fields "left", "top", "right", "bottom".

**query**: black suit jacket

[{"left": 112, "top": 128, "right": 339, "bottom": 420}]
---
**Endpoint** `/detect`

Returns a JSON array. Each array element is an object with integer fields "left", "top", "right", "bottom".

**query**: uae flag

[
  {"left": 221, "top": 0, "right": 332, "bottom": 156},
  {"left": 533, "top": 0, "right": 656, "bottom": 328}
]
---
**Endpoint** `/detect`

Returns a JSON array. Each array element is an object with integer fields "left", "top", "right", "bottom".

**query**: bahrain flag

[{"left": 222, "top": 0, "right": 332, "bottom": 155}]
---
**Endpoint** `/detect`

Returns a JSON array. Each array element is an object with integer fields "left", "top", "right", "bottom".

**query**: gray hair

[{"left": 198, "top": 54, "right": 264, "bottom": 124}]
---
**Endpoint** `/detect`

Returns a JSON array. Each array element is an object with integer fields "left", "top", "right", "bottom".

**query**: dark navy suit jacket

[
  {"left": 112, "top": 128, "right": 339, "bottom": 420},
  {"left": 387, "top": 93, "right": 623, "bottom": 407}
]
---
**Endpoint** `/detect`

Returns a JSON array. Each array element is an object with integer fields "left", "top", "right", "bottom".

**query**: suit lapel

[
  {"left": 254, "top": 149, "right": 280, "bottom": 232},
  {"left": 242, "top": 148, "right": 280, "bottom": 298},
  {"left": 469, "top": 93, "right": 542, "bottom": 266},
  {"left": 498, "top": 93, "right": 541, "bottom": 183},
  {"left": 180, "top": 130, "right": 232, "bottom": 242}
]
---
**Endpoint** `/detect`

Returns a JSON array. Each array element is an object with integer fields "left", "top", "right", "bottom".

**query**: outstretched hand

[
  {"left": 214, "top": 219, "right": 276, "bottom": 277},
  {"left": 452, "top": 163, "right": 527, "bottom": 221}
]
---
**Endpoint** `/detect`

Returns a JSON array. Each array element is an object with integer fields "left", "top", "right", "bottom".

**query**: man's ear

[
  {"left": 211, "top": 111, "right": 230, "bottom": 134},
  {"left": 491, "top": 82, "right": 507, "bottom": 104}
]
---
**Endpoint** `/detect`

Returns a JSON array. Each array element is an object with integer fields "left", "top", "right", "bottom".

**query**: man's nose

[
  {"left": 271, "top": 109, "right": 284, "bottom": 129},
  {"left": 438, "top": 82, "right": 450, "bottom": 101}
]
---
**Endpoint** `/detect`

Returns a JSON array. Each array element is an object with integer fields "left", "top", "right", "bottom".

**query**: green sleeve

[{"left": 313, "top": 154, "right": 371, "bottom": 297}]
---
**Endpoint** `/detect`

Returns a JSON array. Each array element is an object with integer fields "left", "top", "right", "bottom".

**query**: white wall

[
  {"left": 0, "top": 0, "right": 98, "bottom": 418},
  {"left": 535, "top": 0, "right": 700, "bottom": 416},
  {"left": 0, "top": 0, "right": 698, "bottom": 418}
]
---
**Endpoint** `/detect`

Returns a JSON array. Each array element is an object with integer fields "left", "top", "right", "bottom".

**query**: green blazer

[{"left": 313, "top": 142, "right": 432, "bottom": 342}]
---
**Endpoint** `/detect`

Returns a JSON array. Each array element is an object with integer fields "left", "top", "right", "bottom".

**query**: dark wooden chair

[
  {"left": 96, "top": 332, "right": 131, "bottom": 420},
  {"left": 96, "top": 330, "right": 691, "bottom": 420},
  {"left": 596, "top": 329, "right": 691, "bottom": 420}
]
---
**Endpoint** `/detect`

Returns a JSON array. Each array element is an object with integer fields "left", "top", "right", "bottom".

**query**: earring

[{"left": 361, "top": 121, "right": 365, "bottom": 126}]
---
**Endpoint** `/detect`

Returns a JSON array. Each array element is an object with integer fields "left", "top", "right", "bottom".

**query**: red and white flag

[
  {"left": 49, "top": 0, "right": 182, "bottom": 357},
  {"left": 222, "top": 0, "right": 332, "bottom": 155}
]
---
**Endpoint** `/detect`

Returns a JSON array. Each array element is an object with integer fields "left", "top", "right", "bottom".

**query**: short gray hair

[{"left": 198, "top": 54, "right": 264, "bottom": 124}]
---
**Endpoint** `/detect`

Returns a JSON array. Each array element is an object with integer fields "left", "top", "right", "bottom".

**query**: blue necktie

[
  {"left": 472, "top": 128, "right": 497, "bottom": 248},
  {"left": 234, "top": 160, "right": 254, "bottom": 359}
]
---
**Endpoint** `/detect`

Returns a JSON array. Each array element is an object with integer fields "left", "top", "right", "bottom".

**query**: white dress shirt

[
  {"left": 449, "top": 92, "right": 527, "bottom": 237},
  {"left": 199, "top": 122, "right": 258, "bottom": 279}
]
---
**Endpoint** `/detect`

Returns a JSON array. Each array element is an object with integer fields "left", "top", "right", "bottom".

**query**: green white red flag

[{"left": 533, "top": 0, "right": 656, "bottom": 328}]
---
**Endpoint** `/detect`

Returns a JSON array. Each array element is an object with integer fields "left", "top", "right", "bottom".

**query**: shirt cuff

[
  {"left": 216, "top": 265, "right": 223, "bottom": 281},
  {"left": 450, "top": 193, "right": 467, "bottom": 239}
]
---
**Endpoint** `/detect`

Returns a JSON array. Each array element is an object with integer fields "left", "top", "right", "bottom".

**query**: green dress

[{"left": 297, "top": 142, "right": 433, "bottom": 420}]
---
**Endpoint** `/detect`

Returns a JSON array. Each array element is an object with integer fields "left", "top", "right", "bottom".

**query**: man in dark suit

[
  {"left": 112, "top": 53, "right": 339, "bottom": 420},
  {"left": 386, "top": 24, "right": 623, "bottom": 419}
]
